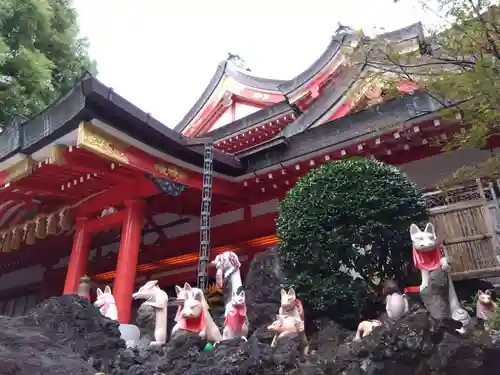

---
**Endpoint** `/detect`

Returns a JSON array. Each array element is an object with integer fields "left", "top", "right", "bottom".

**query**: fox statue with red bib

[{"left": 410, "top": 222, "right": 471, "bottom": 333}]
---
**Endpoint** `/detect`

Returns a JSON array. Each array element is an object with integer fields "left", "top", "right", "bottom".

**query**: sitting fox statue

[
  {"left": 477, "top": 289, "right": 498, "bottom": 329},
  {"left": 279, "top": 288, "right": 305, "bottom": 322},
  {"left": 410, "top": 222, "right": 470, "bottom": 333},
  {"left": 176, "top": 283, "right": 222, "bottom": 343},
  {"left": 268, "top": 314, "right": 309, "bottom": 355},
  {"left": 94, "top": 286, "right": 118, "bottom": 321},
  {"left": 222, "top": 290, "right": 249, "bottom": 341}
]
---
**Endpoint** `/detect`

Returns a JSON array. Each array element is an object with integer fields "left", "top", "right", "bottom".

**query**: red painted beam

[
  {"left": 86, "top": 210, "right": 125, "bottom": 233},
  {"left": 82, "top": 213, "right": 278, "bottom": 276},
  {"left": 75, "top": 178, "right": 157, "bottom": 217},
  {"left": 62, "top": 153, "right": 133, "bottom": 185}
]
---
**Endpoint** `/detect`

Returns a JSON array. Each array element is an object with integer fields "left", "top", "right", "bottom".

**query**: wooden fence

[{"left": 424, "top": 179, "right": 500, "bottom": 281}]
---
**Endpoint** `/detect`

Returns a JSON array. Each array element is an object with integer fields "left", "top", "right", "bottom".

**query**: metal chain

[{"left": 197, "top": 143, "right": 213, "bottom": 291}]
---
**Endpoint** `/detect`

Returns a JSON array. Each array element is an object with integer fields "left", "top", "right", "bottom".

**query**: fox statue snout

[
  {"left": 132, "top": 280, "right": 160, "bottom": 300},
  {"left": 180, "top": 299, "right": 203, "bottom": 318}
]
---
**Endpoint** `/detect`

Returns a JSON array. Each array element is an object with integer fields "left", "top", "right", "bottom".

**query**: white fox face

[
  {"left": 280, "top": 288, "right": 297, "bottom": 308},
  {"left": 94, "top": 286, "right": 115, "bottom": 308},
  {"left": 180, "top": 283, "right": 204, "bottom": 318},
  {"left": 230, "top": 290, "right": 246, "bottom": 307},
  {"left": 478, "top": 290, "right": 493, "bottom": 304},
  {"left": 410, "top": 223, "right": 438, "bottom": 252},
  {"left": 132, "top": 280, "right": 159, "bottom": 300}
]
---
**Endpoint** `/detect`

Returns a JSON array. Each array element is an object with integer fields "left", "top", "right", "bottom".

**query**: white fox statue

[
  {"left": 410, "top": 222, "right": 470, "bottom": 333},
  {"left": 94, "top": 286, "right": 140, "bottom": 348},
  {"left": 94, "top": 286, "right": 118, "bottom": 321},
  {"left": 133, "top": 280, "right": 169, "bottom": 346}
]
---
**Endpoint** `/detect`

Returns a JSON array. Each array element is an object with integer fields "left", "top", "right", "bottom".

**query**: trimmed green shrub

[{"left": 277, "top": 158, "right": 428, "bottom": 324}]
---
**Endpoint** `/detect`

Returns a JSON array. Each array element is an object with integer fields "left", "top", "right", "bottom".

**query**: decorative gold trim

[
  {"left": 48, "top": 145, "right": 67, "bottom": 165},
  {"left": 206, "top": 282, "right": 223, "bottom": 296},
  {"left": 154, "top": 163, "right": 187, "bottom": 180},
  {"left": 4, "top": 156, "right": 34, "bottom": 183},
  {"left": 77, "top": 122, "right": 129, "bottom": 164}
]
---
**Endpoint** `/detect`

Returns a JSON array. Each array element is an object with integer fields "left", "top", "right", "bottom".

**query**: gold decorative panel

[{"left": 77, "top": 122, "right": 129, "bottom": 164}]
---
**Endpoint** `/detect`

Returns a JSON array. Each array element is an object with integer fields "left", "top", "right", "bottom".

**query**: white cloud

[{"left": 73, "top": 0, "right": 440, "bottom": 128}]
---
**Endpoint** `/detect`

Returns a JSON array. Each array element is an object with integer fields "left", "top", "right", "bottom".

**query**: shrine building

[{"left": 1, "top": 22, "right": 500, "bottom": 323}]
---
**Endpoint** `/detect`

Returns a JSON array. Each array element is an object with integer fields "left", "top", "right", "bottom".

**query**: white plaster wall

[
  {"left": 251, "top": 199, "right": 279, "bottom": 217},
  {"left": 399, "top": 148, "right": 500, "bottom": 187},
  {"left": 234, "top": 103, "right": 260, "bottom": 120},
  {"left": 52, "top": 248, "right": 97, "bottom": 269}
]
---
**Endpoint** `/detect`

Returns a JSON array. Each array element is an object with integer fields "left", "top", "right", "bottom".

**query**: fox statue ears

[
  {"left": 143, "top": 280, "right": 158, "bottom": 289},
  {"left": 409, "top": 222, "right": 436, "bottom": 237},
  {"left": 175, "top": 285, "right": 183, "bottom": 297},
  {"left": 281, "top": 288, "right": 296, "bottom": 299},
  {"left": 96, "top": 286, "right": 112, "bottom": 297},
  {"left": 478, "top": 289, "right": 492, "bottom": 296}
]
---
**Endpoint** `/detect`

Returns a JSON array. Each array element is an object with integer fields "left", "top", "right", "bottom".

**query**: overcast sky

[{"left": 73, "top": 0, "right": 441, "bottom": 128}]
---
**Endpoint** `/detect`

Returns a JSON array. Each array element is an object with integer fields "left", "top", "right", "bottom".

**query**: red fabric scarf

[
  {"left": 100, "top": 303, "right": 109, "bottom": 315},
  {"left": 179, "top": 313, "right": 206, "bottom": 333},
  {"left": 224, "top": 305, "right": 246, "bottom": 331},
  {"left": 412, "top": 244, "right": 443, "bottom": 271}
]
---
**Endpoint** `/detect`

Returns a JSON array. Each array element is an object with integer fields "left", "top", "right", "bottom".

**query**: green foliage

[
  {"left": 0, "top": 0, "right": 96, "bottom": 126},
  {"left": 486, "top": 300, "right": 500, "bottom": 330},
  {"left": 381, "top": 1, "right": 500, "bottom": 150},
  {"left": 277, "top": 158, "right": 428, "bottom": 324}
]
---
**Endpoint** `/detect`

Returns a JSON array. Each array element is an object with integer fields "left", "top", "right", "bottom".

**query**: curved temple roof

[
  {"left": 173, "top": 60, "right": 287, "bottom": 133},
  {"left": 174, "top": 22, "right": 425, "bottom": 140},
  {"left": 0, "top": 74, "right": 242, "bottom": 175}
]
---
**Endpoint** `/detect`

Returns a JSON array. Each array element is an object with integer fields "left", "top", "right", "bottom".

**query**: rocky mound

[
  {"left": 27, "top": 294, "right": 125, "bottom": 372},
  {"left": 0, "top": 315, "right": 95, "bottom": 375},
  {"left": 1, "top": 248, "right": 500, "bottom": 375}
]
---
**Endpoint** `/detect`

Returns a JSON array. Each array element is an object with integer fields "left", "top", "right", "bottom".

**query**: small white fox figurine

[
  {"left": 132, "top": 280, "right": 168, "bottom": 346},
  {"left": 354, "top": 320, "right": 382, "bottom": 341},
  {"left": 279, "top": 288, "right": 305, "bottom": 322},
  {"left": 477, "top": 289, "right": 498, "bottom": 323},
  {"left": 222, "top": 290, "right": 249, "bottom": 341},
  {"left": 94, "top": 286, "right": 118, "bottom": 321}
]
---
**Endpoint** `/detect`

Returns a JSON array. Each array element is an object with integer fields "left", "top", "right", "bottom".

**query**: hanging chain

[{"left": 197, "top": 143, "right": 214, "bottom": 292}]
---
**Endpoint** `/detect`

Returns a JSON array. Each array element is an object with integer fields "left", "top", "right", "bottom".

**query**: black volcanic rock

[
  {"left": 0, "top": 315, "right": 95, "bottom": 375},
  {"left": 27, "top": 294, "right": 125, "bottom": 372},
  {"left": 244, "top": 246, "right": 284, "bottom": 335},
  {"left": 1, "top": 257, "right": 500, "bottom": 375}
]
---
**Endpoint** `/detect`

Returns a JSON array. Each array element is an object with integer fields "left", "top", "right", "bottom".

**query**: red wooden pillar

[
  {"left": 114, "top": 200, "right": 144, "bottom": 324},
  {"left": 63, "top": 218, "right": 91, "bottom": 294}
]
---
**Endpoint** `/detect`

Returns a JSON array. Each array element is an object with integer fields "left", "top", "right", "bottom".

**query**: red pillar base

[
  {"left": 113, "top": 200, "right": 144, "bottom": 324},
  {"left": 63, "top": 218, "right": 90, "bottom": 295}
]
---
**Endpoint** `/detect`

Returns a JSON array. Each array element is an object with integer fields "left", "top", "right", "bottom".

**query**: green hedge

[{"left": 277, "top": 158, "right": 428, "bottom": 323}]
